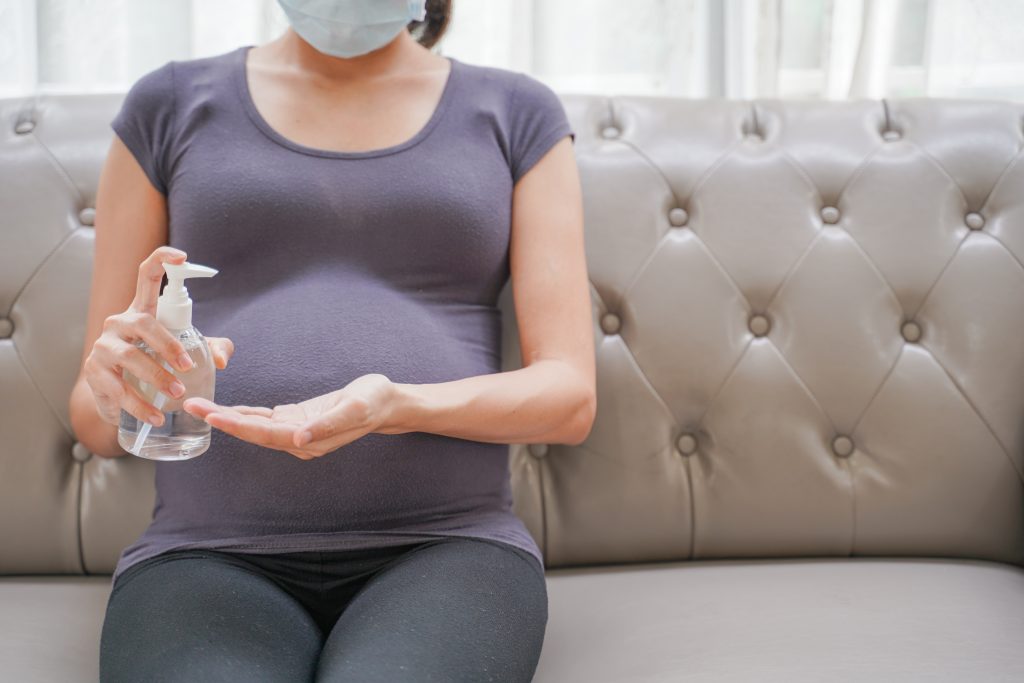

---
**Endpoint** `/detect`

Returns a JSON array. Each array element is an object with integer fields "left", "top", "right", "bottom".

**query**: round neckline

[{"left": 233, "top": 44, "right": 459, "bottom": 159}]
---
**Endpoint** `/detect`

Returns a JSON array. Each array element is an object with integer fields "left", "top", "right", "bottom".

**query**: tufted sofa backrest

[{"left": 2, "top": 91, "right": 1023, "bottom": 575}]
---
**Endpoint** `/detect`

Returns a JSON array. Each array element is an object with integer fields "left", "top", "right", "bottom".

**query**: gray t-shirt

[{"left": 108, "top": 44, "right": 575, "bottom": 584}]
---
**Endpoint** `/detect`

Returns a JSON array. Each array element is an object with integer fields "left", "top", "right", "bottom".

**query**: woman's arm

[
  {"left": 69, "top": 135, "right": 170, "bottom": 458},
  {"left": 381, "top": 136, "right": 596, "bottom": 446}
]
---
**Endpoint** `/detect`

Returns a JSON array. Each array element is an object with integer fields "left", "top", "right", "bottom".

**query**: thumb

[
  {"left": 207, "top": 337, "right": 235, "bottom": 369},
  {"left": 295, "top": 413, "right": 340, "bottom": 447}
]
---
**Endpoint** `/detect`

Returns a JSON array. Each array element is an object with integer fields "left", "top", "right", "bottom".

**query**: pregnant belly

[
  {"left": 152, "top": 272, "right": 509, "bottom": 537},
  {"left": 199, "top": 273, "right": 498, "bottom": 403}
]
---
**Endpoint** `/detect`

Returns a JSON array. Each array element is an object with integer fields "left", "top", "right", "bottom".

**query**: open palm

[{"left": 182, "top": 373, "right": 396, "bottom": 460}]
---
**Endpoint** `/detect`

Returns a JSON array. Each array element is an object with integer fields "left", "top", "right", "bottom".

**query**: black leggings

[{"left": 99, "top": 536, "right": 548, "bottom": 682}]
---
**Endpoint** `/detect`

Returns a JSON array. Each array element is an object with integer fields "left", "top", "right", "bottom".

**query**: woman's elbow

[{"left": 563, "top": 385, "right": 597, "bottom": 446}]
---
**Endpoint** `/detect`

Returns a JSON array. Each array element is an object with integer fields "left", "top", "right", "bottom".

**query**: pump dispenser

[
  {"left": 156, "top": 262, "right": 217, "bottom": 329},
  {"left": 118, "top": 261, "right": 219, "bottom": 461}
]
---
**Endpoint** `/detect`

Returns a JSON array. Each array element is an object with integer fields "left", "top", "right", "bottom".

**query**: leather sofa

[{"left": 2, "top": 86, "right": 1023, "bottom": 681}]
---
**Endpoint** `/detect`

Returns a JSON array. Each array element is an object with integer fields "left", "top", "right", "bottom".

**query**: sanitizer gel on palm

[{"left": 118, "top": 261, "right": 218, "bottom": 461}]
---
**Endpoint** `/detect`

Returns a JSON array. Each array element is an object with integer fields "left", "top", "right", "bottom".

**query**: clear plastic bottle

[{"left": 117, "top": 262, "right": 218, "bottom": 461}]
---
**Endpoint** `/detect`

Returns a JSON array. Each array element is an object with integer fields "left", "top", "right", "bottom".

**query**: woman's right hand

[{"left": 82, "top": 246, "right": 233, "bottom": 428}]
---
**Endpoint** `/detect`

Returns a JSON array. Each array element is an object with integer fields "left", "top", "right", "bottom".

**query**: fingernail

[
  {"left": 298, "top": 430, "right": 313, "bottom": 446},
  {"left": 177, "top": 354, "right": 193, "bottom": 370},
  {"left": 149, "top": 414, "right": 163, "bottom": 426},
  {"left": 169, "top": 381, "right": 186, "bottom": 398}
]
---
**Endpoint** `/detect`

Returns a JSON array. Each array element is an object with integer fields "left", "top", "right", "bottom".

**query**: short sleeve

[
  {"left": 508, "top": 72, "right": 576, "bottom": 185},
  {"left": 110, "top": 60, "right": 178, "bottom": 195}
]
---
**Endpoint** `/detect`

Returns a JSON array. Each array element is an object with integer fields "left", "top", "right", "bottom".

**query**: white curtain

[{"left": 1, "top": 0, "right": 1022, "bottom": 101}]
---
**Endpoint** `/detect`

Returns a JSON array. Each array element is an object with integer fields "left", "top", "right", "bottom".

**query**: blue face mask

[{"left": 277, "top": 0, "right": 428, "bottom": 58}]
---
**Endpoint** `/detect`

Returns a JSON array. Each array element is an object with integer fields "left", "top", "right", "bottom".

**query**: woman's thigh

[
  {"left": 100, "top": 550, "right": 323, "bottom": 683},
  {"left": 315, "top": 536, "right": 548, "bottom": 683}
]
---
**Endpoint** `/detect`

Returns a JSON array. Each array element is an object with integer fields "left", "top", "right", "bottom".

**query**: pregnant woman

[{"left": 68, "top": 0, "right": 595, "bottom": 680}]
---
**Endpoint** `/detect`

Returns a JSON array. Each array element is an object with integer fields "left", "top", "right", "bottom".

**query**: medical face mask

[{"left": 277, "top": 0, "right": 428, "bottom": 58}]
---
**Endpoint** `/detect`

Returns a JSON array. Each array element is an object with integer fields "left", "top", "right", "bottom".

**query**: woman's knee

[
  {"left": 100, "top": 551, "right": 322, "bottom": 682},
  {"left": 316, "top": 537, "right": 548, "bottom": 682}
]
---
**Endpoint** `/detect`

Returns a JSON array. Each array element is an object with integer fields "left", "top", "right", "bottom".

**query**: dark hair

[{"left": 408, "top": 0, "right": 452, "bottom": 50}]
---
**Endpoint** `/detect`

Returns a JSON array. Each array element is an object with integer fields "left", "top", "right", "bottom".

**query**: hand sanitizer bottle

[{"left": 118, "top": 261, "right": 218, "bottom": 461}]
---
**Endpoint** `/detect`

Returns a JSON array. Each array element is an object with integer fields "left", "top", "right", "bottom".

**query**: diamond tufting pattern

[{"left": 504, "top": 96, "right": 1024, "bottom": 569}]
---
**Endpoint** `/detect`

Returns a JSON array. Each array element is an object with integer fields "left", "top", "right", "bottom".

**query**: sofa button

[
  {"left": 901, "top": 320, "right": 921, "bottom": 342},
  {"left": 600, "top": 312, "right": 621, "bottom": 335},
  {"left": 528, "top": 443, "right": 548, "bottom": 458},
  {"left": 601, "top": 126, "right": 621, "bottom": 139},
  {"left": 0, "top": 318, "right": 12, "bottom": 338},
  {"left": 15, "top": 120, "right": 35, "bottom": 134},
  {"left": 965, "top": 212, "right": 985, "bottom": 230},
  {"left": 832, "top": 435, "right": 854, "bottom": 457},
  {"left": 668, "top": 207, "right": 689, "bottom": 227},
  {"left": 748, "top": 313, "right": 770, "bottom": 337},
  {"left": 71, "top": 442, "right": 93, "bottom": 463},
  {"left": 78, "top": 207, "right": 96, "bottom": 226},
  {"left": 882, "top": 130, "right": 901, "bottom": 142},
  {"left": 821, "top": 206, "right": 840, "bottom": 224},
  {"left": 676, "top": 433, "right": 697, "bottom": 455}
]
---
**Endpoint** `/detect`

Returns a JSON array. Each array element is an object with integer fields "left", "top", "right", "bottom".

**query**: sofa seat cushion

[
  {"left": 4, "top": 561, "right": 1023, "bottom": 682},
  {"left": 0, "top": 576, "right": 111, "bottom": 683},
  {"left": 535, "top": 558, "right": 1024, "bottom": 682}
]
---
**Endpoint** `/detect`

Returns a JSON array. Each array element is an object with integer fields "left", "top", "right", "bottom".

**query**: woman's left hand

[{"left": 182, "top": 373, "right": 396, "bottom": 460}]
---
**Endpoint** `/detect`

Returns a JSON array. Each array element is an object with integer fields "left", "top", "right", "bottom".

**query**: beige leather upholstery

[
  {"left": 2, "top": 88, "right": 1022, "bottom": 680},
  {"left": 505, "top": 97, "right": 1024, "bottom": 569},
  {"left": 0, "top": 577, "right": 110, "bottom": 681},
  {"left": 536, "top": 558, "right": 1024, "bottom": 682}
]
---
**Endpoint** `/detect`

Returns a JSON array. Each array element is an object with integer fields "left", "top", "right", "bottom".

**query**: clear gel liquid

[{"left": 117, "top": 327, "right": 216, "bottom": 461}]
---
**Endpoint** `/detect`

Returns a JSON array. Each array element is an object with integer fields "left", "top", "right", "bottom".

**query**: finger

[
  {"left": 207, "top": 337, "right": 235, "bottom": 369},
  {"left": 182, "top": 396, "right": 223, "bottom": 419},
  {"left": 86, "top": 367, "right": 138, "bottom": 425},
  {"left": 206, "top": 339, "right": 225, "bottom": 369},
  {"left": 205, "top": 412, "right": 296, "bottom": 450},
  {"left": 92, "top": 368, "right": 165, "bottom": 428},
  {"left": 183, "top": 399, "right": 269, "bottom": 421},
  {"left": 121, "top": 377, "right": 166, "bottom": 427},
  {"left": 130, "top": 247, "right": 187, "bottom": 317},
  {"left": 271, "top": 403, "right": 305, "bottom": 422},
  {"left": 294, "top": 424, "right": 362, "bottom": 451},
  {"left": 206, "top": 412, "right": 296, "bottom": 450},
  {"left": 231, "top": 404, "right": 274, "bottom": 417},
  {"left": 296, "top": 400, "right": 361, "bottom": 446},
  {"left": 104, "top": 340, "right": 185, "bottom": 400},
  {"left": 109, "top": 312, "right": 193, "bottom": 372}
]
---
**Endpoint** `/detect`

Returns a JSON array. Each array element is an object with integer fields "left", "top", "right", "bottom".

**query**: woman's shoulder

[
  {"left": 452, "top": 58, "right": 564, "bottom": 119},
  {"left": 454, "top": 58, "right": 519, "bottom": 88},
  {"left": 452, "top": 58, "right": 574, "bottom": 183},
  {"left": 119, "top": 47, "right": 238, "bottom": 112},
  {"left": 170, "top": 46, "right": 243, "bottom": 86},
  {"left": 455, "top": 58, "right": 554, "bottom": 98}
]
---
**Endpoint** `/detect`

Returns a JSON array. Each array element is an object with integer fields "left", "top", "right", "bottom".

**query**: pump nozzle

[{"left": 157, "top": 261, "right": 218, "bottom": 330}]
